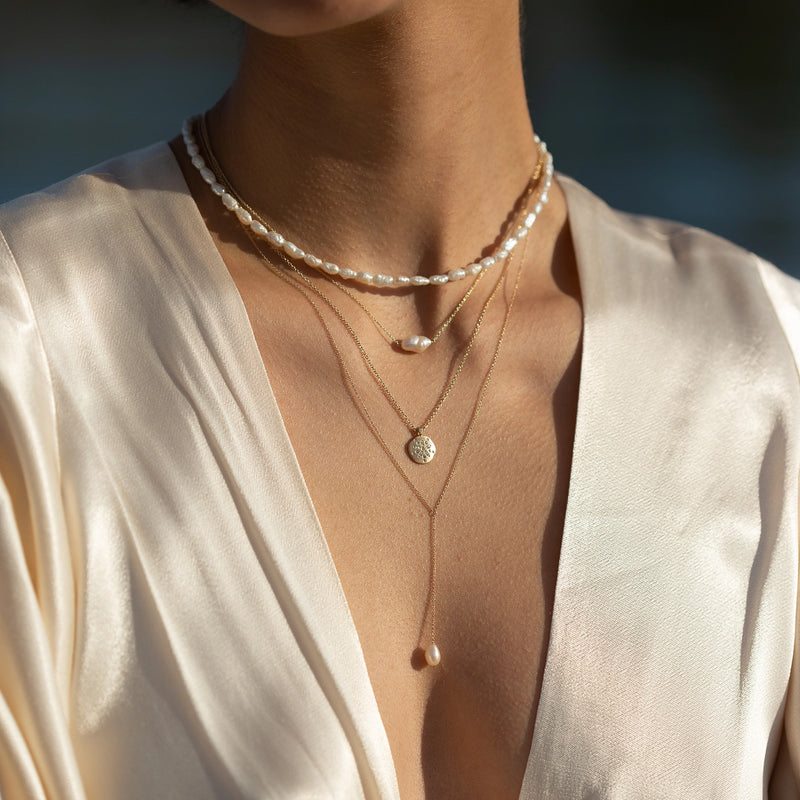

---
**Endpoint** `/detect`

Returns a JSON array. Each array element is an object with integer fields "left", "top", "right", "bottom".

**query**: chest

[{"left": 232, "top": 271, "right": 582, "bottom": 799}]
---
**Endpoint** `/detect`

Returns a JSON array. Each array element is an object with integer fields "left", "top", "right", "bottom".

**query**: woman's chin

[{"left": 208, "top": 0, "right": 402, "bottom": 37}]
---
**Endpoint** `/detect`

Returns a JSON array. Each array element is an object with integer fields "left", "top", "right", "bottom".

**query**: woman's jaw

[{"left": 207, "top": 0, "right": 403, "bottom": 37}]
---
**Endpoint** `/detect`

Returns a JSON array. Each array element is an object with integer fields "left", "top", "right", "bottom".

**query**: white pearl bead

[
  {"left": 395, "top": 275, "right": 412, "bottom": 286},
  {"left": 283, "top": 241, "right": 304, "bottom": 259},
  {"left": 356, "top": 271, "right": 374, "bottom": 284},
  {"left": 401, "top": 336, "right": 432, "bottom": 353},
  {"left": 425, "top": 644, "right": 441, "bottom": 666},
  {"left": 430, "top": 275, "right": 449, "bottom": 285},
  {"left": 448, "top": 268, "right": 466, "bottom": 281},
  {"left": 534, "top": 201, "right": 543, "bottom": 215},
  {"left": 496, "top": 249, "right": 509, "bottom": 259},
  {"left": 503, "top": 236, "right": 518, "bottom": 251},
  {"left": 516, "top": 227, "right": 528, "bottom": 239},
  {"left": 235, "top": 207, "right": 253, "bottom": 225},
  {"left": 524, "top": 212, "right": 537, "bottom": 228},
  {"left": 191, "top": 155, "right": 205, "bottom": 169},
  {"left": 211, "top": 182, "right": 226, "bottom": 196},
  {"left": 266, "top": 231, "right": 284, "bottom": 246},
  {"left": 480, "top": 257, "right": 496, "bottom": 268},
  {"left": 187, "top": 143, "right": 199, "bottom": 157},
  {"left": 540, "top": 192, "right": 549, "bottom": 203},
  {"left": 466, "top": 263, "right": 482, "bottom": 276},
  {"left": 304, "top": 254, "right": 322, "bottom": 268},
  {"left": 250, "top": 221, "right": 269, "bottom": 237},
  {"left": 221, "top": 193, "right": 238, "bottom": 210},
  {"left": 373, "top": 274, "right": 394, "bottom": 286},
  {"left": 411, "top": 276, "right": 430, "bottom": 286},
  {"left": 199, "top": 167, "right": 215, "bottom": 184},
  {"left": 322, "top": 262, "right": 339, "bottom": 275},
  {"left": 339, "top": 268, "right": 357, "bottom": 279}
]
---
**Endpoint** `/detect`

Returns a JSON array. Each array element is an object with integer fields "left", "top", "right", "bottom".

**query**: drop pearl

[{"left": 425, "top": 644, "right": 441, "bottom": 666}]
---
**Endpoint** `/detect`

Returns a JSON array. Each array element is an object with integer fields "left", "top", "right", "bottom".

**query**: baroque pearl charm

[
  {"left": 408, "top": 434, "right": 436, "bottom": 464},
  {"left": 401, "top": 335, "right": 432, "bottom": 353},
  {"left": 425, "top": 644, "right": 441, "bottom": 666}
]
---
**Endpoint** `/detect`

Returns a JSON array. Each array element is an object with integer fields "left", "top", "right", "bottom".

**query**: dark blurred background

[{"left": 2, "top": 0, "right": 798, "bottom": 272}]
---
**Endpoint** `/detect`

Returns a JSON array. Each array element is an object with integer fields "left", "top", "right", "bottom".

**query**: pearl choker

[{"left": 181, "top": 118, "right": 554, "bottom": 288}]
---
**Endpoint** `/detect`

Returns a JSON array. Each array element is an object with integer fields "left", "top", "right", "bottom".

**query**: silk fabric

[{"left": 0, "top": 145, "right": 797, "bottom": 798}]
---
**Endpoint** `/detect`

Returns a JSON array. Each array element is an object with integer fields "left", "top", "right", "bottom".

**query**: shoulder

[
  {"left": 0, "top": 143, "right": 206, "bottom": 340},
  {"left": 559, "top": 173, "right": 800, "bottom": 373},
  {"left": 558, "top": 171, "right": 790, "bottom": 280},
  {"left": 0, "top": 143, "right": 224, "bottom": 398},
  {"left": 0, "top": 143, "right": 184, "bottom": 276}
]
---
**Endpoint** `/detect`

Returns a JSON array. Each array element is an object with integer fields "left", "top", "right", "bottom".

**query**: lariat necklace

[
  {"left": 192, "top": 117, "right": 543, "bottom": 465},
  {"left": 247, "top": 224, "right": 531, "bottom": 667}
]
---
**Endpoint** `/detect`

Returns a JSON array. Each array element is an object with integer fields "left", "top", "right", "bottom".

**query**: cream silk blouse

[{"left": 0, "top": 145, "right": 798, "bottom": 799}]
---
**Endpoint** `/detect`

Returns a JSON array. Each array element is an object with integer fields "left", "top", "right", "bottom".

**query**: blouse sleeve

[
  {"left": 759, "top": 257, "right": 800, "bottom": 797},
  {"left": 0, "top": 230, "right": 85, "bottom": 799}
]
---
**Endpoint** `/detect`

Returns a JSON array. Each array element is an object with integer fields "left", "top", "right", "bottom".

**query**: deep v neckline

[{"left": 163, "top": 143, "right": 598, "bottom": 800}]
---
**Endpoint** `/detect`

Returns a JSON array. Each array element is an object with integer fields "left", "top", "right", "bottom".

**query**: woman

[{"left": 0, "top": 1, "right": 797, "bottom": 797}]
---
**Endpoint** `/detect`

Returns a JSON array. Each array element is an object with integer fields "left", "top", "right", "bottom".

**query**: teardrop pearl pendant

[{"left": 424, "top": 644, "right": 441, "bottom": 667}]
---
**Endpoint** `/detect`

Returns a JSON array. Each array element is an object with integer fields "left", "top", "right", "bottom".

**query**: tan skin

[{"left": 170, "top": 1, "right": 582, "bottom": 796}]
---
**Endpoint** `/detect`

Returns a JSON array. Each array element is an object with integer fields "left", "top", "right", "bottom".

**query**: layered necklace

[{"left": 183, "top": 116, "right": 552, "bottom": 666}]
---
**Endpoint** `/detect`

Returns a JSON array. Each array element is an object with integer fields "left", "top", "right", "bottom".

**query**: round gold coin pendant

[{"left": 408, "top": 434, "right": 436, "bottom": 464}]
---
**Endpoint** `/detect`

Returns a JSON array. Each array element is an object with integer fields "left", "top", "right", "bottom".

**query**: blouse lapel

[
  {"left": 157, "top": 145, "right": 402, "bottom": 800},
  {"left": 521, "top": 175, "right": 795, "bottom": 797}
]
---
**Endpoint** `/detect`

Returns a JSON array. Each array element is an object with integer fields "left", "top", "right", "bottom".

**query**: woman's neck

[{"left": 207, "top": 0, "right": 539, "bottom": 275}]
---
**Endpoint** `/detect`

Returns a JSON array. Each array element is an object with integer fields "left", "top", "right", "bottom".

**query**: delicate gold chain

[
  {"left": 425, "top": 229, "right": 530, "bottom": 649},
  {"left": 326, "top": 267, "right": 487, "bottom": 347}
]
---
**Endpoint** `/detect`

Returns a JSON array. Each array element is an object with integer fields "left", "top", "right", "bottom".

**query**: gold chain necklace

[
  {"left": 249, "top": 226, "right": 531, "bottom": 666},
  {"left": 323, "top": 267, "right": 488, "bottom": 353},
  {"left": 197, "top": 113, "right": 542, "bottom": 354}
]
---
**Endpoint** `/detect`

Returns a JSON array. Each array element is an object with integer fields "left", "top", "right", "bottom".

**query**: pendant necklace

[{"left": 265, "top": 236, "right": 515, "bottom": 464}]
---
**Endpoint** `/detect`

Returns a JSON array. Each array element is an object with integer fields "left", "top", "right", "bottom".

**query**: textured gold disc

[{"left": 408, "top": 434, "right": 436, "bottom": 464}]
